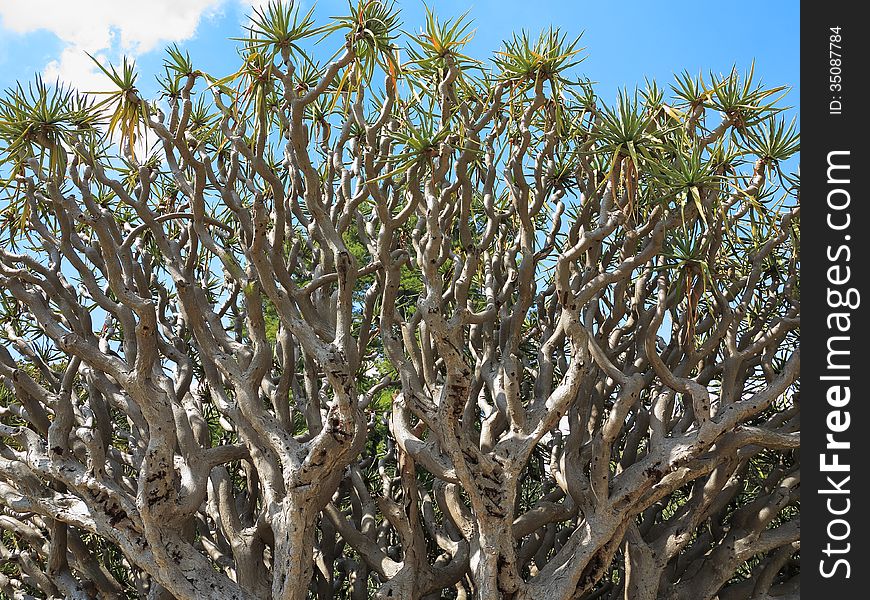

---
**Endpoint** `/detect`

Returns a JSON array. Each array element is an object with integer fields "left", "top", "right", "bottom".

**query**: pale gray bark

[{"left": 0, "top": 17, "right": 799, "bottom": 600}]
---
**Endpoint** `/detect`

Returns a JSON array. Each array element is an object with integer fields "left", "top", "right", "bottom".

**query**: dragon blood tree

[{"left": 0, "top": 2, "right": 799, "bottom": 599}]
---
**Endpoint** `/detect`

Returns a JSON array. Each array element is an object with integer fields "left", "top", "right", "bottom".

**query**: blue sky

[{"left": 0, "top": 0, "right": 799, "bottom": 113}]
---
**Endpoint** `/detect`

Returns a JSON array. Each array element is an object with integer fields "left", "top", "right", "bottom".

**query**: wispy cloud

[{"left": 0, "top": 0, "right": 238, "bottom": 90}]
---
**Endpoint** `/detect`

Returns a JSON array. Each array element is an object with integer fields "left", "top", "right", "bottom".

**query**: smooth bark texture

[{"left": 0, "top": 4, "right": 799, "bottom": 599}]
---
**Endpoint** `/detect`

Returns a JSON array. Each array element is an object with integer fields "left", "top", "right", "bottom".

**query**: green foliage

[
  {"left": 235, "top": 0, "right": 318, "bottom": 62},
  {"left": 493, "top": 27, "right": 584, "bottom": 86},
  {"left": 405, "top": 4, "right": 478, "bottom": 77},
  {"left": 706, "top": 63, "right": 787, "bottom": 130},
  {"left": 0, "top": 3, "right": 799, "bottom": 597},
  {"left": 87, "top": 54, "right": 149, "bottom": 156},
  {"left": 324, "top": 0, "right": 402, "bottom": 86},
  {"left": 742, "top": 115, "right": 800, "bottom": 166}
]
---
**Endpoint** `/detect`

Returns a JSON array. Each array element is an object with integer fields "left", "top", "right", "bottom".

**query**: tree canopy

[{"left": 0, "top": 2, "right": 799, "bottom": 599}]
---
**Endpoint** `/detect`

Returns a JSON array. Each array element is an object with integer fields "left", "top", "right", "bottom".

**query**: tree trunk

[
  {"left": 624, "top": 528, "right": 661, "bottom": 600},
  {"left": 271, "top": 503, "right": 318, "bottom": 600}
]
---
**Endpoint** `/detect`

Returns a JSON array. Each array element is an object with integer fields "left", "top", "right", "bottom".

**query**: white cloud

[
  {"left": 0, "top": 0, "right": 227, "bottom": 54},
  {"left": 42, "top": 47, "right": 112, "bottom": 92},
  {"left": 240, "top": 0, "right": 274, "bottom": 10},
  {"left": 0, "top": 0, "right": 231, "bottom": 90}
]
